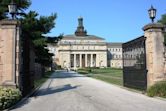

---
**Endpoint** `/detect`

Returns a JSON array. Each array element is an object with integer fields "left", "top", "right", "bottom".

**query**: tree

[
  {"left": 158, "top": 14, "right": 166, "bottom": 25},
  {"left": 0, "top": 0, "right": 31, "bottom": 20},
  {"left": 158, "top": 14, "right": 166, "bottom": 45},
  {"left": 0, "top": 0, "right": 61, "bottom": 67},
  {"left": 21, "top": 11, "right": 60, "bottom": 67}
]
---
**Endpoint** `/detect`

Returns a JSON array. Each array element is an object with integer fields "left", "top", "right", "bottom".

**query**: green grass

[
  {"left": 91, "top": 68, "right": 123, "bottom": 78},
  {"left": 147, "top": 81, "right": 166, "bottom": 98},
  {"left": 77, "top": 68, "right": 123, "bottom": 86},
  {"left": 34, "top": 71, "right": 54, "bottom": 88},
  {"left": 92, "top": 74, "right": 123, "bottom": 86}
]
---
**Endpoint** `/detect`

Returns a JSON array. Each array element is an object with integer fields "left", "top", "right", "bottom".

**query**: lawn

[{"left": 77, "top": 68, "right": 123, "bottom": 86}]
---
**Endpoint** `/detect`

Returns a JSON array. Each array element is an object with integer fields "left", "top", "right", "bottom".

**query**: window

[{"left": 112, "top": 55, "right": 114, "bottom": 59}]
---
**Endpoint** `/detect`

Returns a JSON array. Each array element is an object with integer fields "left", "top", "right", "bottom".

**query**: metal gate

[{"left": 122, "top": 36, "right": 147, "bottom": 90}]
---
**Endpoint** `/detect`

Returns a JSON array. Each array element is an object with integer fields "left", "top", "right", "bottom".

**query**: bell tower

[{"left": 75, "top": 17, "right": 87, "bottom": 36}]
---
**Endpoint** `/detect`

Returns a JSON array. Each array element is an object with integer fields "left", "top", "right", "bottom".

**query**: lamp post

[
  {"left": 148, "top": 5, "right": 157, "bottom": 23},
  {"left": 8, "top": 0, "right": 17, "bottom": 19}
]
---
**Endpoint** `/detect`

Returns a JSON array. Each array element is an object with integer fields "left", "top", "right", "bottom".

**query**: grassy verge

[
  {"left": 147, "top": 81, "right": 166, "bottom": 98},
  {"left": 92, "top": 74, "right": 123, "bottom": 86},
  {"left": 34, "top": 71, "right": 54, "bottom": 88},
  {"left": 77, "top": 68, "right": 123, "bottom": 86}
]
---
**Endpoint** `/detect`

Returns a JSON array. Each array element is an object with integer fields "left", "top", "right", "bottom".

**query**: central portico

[{"left": 57, "top": 17, "right": 107, "bottom": 69}]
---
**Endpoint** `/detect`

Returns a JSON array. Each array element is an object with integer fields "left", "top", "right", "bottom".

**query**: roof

[
  {"left": 107, "top": 42, "right": 123, "bottom": 47},
  {"left": 62, "top": 34, "right": 105, "bottom": 40},
  {"left": 122, "top": 36, "right": 145, "bottom": 47}
]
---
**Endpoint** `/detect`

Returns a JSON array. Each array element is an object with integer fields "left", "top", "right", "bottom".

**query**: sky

[{"left": 28, "top": 0, "right": 166, "bottom": 42}]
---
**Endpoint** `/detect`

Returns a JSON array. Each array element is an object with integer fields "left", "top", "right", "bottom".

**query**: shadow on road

[
  {"left": 11, "top": 84, "right": 80, "bottom": 110},
  {"left": 34, "top": 84, "right": 80, "bottom": 97},
  {"left": 51, "top": 71, "right": 87, "bottom": 79},
  {"left": 11, "top": 71, "right": 83, "bottom": 110}
]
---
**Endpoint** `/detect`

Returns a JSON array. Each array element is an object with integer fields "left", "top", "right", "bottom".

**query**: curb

[{"left": 154, "top": 97, "right": 166, "bottom": 101}]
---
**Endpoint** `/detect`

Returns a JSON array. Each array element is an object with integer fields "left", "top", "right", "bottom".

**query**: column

[
  {"left": 91, "top": 54, "right": 93, "bottom": 67},
  {"left": 80, "top": 54, "right": 82, "bottom": 68},
  {"left": 0, "top": 20, "right": 21, "bottom": 88},
  {"left": 74, "top": 54, "right": 76, "bottom": 69},
  {"left": 69, "top": 54, "right": 71, "bottom": 68},
  {"left": 94, "top": 54, "right": 96, "bottom": 67},
  {"left": 85, "top": 54, "right": 87, "bottom": 67},
  {"left": 143, "top": 23, "right": 165, "bottom": 87}
]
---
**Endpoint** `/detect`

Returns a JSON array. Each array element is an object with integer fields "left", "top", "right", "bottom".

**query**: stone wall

[{"left": 34, "top": 63, "right": 44, "bottom": 79}]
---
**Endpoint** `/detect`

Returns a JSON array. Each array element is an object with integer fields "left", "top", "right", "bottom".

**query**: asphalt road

[{"left": 11, "top": 70, "right": 166, "bottom": 111}]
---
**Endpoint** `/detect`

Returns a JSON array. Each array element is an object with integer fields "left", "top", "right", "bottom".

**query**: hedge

[{"left": 0, "top": 87, "right": 21, "bottom": 110}]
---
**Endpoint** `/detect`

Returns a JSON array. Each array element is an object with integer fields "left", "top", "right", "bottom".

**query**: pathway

[{"left": 11, "top": 70, "right": 166, "bottom": 111}]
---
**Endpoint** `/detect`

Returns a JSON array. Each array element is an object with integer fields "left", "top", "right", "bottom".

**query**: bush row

[{"left": 0, "top": 87, "right": 21, "bottom": 110}]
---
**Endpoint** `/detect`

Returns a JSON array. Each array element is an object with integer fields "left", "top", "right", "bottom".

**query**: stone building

[
  {"left": 49, "top": 17, "right": 123, "bottom": 69},
  {"left": 107, "top": 43, "right": 123, "bottom": 68}
]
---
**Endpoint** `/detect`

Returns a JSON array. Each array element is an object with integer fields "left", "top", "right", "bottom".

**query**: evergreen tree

[
  {"left": 0, "top": 0, "right": 61, "bottom": 67},
  {"left": 0, "top": 0, "right": 31, "bottom": 20},
  {"left": 158, "top": 14, "right": 166, "bottom": 45},
  {"left": 21, "top": 11, "right": 59, "bottom": 66}
]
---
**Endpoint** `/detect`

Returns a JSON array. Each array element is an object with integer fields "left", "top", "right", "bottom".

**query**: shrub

[
  {"left": 0, "top": 87, "right": 21, "bottom": 110},
  {"left": 77, "top": 70, "right": 89, "bottom": 74},
  {"left": 147, "top": 81, "right": 166, "bottom": 98},
  {"left": 77, "top": 68, "right": 90, "bottom": 74}
]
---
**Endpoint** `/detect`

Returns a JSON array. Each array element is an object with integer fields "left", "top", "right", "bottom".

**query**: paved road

[{"left": 11, "top": 71, "right": 166, "bottom": 111}]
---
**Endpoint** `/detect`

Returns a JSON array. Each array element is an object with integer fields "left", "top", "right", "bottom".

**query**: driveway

[{"left": 11, "top": 70, "right": 166, "bottom": 111}]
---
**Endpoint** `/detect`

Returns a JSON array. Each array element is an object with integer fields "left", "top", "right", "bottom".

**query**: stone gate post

[
  {"left": 143, "top": 23, "right": 165, "bottom": 87},
  {"left": 0, "top": 19, "right": 21, "bottom": 88}
]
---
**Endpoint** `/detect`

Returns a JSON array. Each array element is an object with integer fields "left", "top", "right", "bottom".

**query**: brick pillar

[
  {"left": 0, "top": 20, "right": 21, "bottom": 88},
  {"left": 143, "top": 23, "right": 165, "bottom": 87}
]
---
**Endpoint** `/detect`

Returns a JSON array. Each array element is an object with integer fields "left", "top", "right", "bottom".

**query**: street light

[
  {"left": 148, "top": 5, "right": 156, "bottom": 23},
  {"left": 8, "top": 0, "right": 17, "bottom": 19}
]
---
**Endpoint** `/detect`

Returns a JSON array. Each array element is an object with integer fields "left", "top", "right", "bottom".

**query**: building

[
  {"left": 107, "top": 43, "right": 123, "bottom": 68},
  {"left": 49, "top": 17, "right": 123, "bottom": 69}
]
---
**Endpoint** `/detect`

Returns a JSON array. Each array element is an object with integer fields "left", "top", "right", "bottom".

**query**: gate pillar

[
  {"left": 0, "top": 19, "right": 21, "bottom": 88},
  {"left": 143, "top": 23, "right": 165, "bottom": 87}
]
